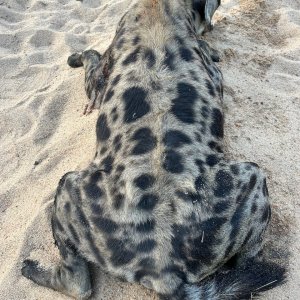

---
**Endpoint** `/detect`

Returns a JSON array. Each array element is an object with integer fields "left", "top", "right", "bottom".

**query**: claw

[{"left": 82, "top": 101, "right": 95, "bottom": 116}]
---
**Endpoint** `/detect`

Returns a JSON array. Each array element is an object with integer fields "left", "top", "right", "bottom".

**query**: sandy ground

[{"left": 0, "top": 0, "right": 299, "bottom": 299}]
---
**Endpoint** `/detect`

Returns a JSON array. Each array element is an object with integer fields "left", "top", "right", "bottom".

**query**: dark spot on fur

[
  {"left": 101, "top": 155, "right": 114, "bottom": 174},
  {"left": 189, "top": 69, "right": 199, "bottom": 81},
  {"left": 112, "top": 114, "right": 118, "bottom": 122},
  {"left": 261, "top": 205, "right": 271, "bottom": 223},
  {"left": 171, "top": 82, "right": 198, "bottom": 124},
  {"left": 224, "top": 241, "right": 235, "bottom": 257},
  {"left": 208, "top": 141, "right": 223, "bottom": 153},
  {"left": 113, "top": 134, "right": 122, "bottom": 153},
  {"left": 200, "top": 120, "right": 206, "bottom": 134},
  {"left": 116, "top": 164, "right": 125, "bottom": 173},
  {"left": 137, "top": 194, "right": 159, "bottom": 210},
  {"left": 151, "top": 80, "right": 161, "bottom": 90},
  {"left": 113, "top": 194, "right": 124, "bottom": 210},
  {"left": 84, "top": 231, "right": 106, "bottom": 266},
  {"left": 136, "top": 239, "right": 156, "bottom": 253},
  {"left": 214, "top": 170, "right": 234, "bottom": 197},
  {"left": 134, "top": 174, "right": 155, "bottom": 190},
  {"left": 214, "top": 201, "right": 230, "bottom": 214},
  {"left": 112, "top": 74, "right": 121, "bottom": 86},
  {"left": 122, "top": 47, "right": 141, "bottom": 65},
  {"left": 179, "top": 47, "right": 193, "bottom": 62},
  {"left": 251, "top": 202, "right": 257, "bottom": 214},
  {"left": 52, "top": 217, "right": 64, "bottom": 232},
  {"left": 92, "top": 217, "right": 118, "bottom": 234},
  {"left": 230, "top": 165, "right": 239, "bottom": 175},
  {"left": 243, "top": 228, "right": 253, "bottom": 246},
  {"left": 139, "top": 257, "right": 155, "bottom": 269},
  {"left": 131, "top": 127, "right": 157, "bottom": 155},
  {"left": 195, "top": 159, "right": 205, "bottom": 173},
  {"left": 163, "top": 265, "right": 187, "bottom": 282},
  {"left": 206, "top": 154, "right": 220, "bottom": 166},
  {"left": 91, "top": 203, "right": 102, "bottom": 215},
  {"left": 64, "top": 202, "right": 71, "bottom": 213},
  {"left": 248, "top": 162, "right": 259, "bottom": 168},
  {"left": 122, "top": 87, "right": 150, "bottom": 123},
  {"left": 201, "top": 106, "right": 209, "bottom": 119},
  {"left": 175, "top": 35, "right": 184, "bottom": 45},
  {"left": 164, "top": 47, "right": 176, "bottom": 70},
  {"left": 195, "top": 132, "right": 202, "bottom": 143},
  {"left": 249, "top": 174, "right": 257, "bottom": 191},
  {"left": 230, "top": 174, "right": 259, "bottom": 240},
  {"left": 107, "top": 238, "right": 135, "bottom": 266},
  {"left": 84, "top": 181, "right": 103, "bottom": 200},
  {"left": 100, "top": 146, "right": 108, "bottom": 155},
  {"left": 164, "top": 1, "right": 171, "bottom": 15},
  {"left": 136, "top": 219, "right": 156, "bottom": 232},
  {"left": 96, "top": 114, "right": 111, "bottom": 141},
  {"left": 116, "top": 38, "right": 125, "bottom": 49},
  {"left": 76, "top": 208, "right": 89, "bottom": 227},
  {"left": 68, "top": 224, "right": 80, "bottom": 244},
  {"left": 195, "top": 175, "right": 206, "bottom": 191},
  {"left": 104, "top": 89, "right": 114, "bottom": 103},
  {"left": 91, "top": 170, "right": 103, "bottom": 182},
  {"left": 210, "top": 108, "right": 224, "bottom": 138},
  {"left": 144, "top": 48, "right": 156, "bottom": 68},
  {"left": 133, "top": 36, "right": 141, "bottom": 45},
  {"left": 171, "top": 225, "right": 189, "bottom": 260},
  {"left": 163, "top": 150, "right": 184, "bottom": 173},
  {"left": 189, "top": 217, "right": 226, "bottom": 263},
  {"left": 206, "top": 79, "right": 216, "bottom": 97},
  {"left": 163, "top": 130, "right": 192, "bottom": 148}
]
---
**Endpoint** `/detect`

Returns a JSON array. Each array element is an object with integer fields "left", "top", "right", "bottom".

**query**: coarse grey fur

[{"left": 22, "top": 0, "right": 286, "bottom": 299}]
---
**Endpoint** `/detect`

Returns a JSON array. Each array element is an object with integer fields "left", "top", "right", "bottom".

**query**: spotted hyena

[{"left": 22, "top": 0, "right": 286, "bottom": 299}]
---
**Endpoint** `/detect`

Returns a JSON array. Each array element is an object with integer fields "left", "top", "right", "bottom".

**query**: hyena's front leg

[{"left": 68, "top": 50, "right": 103, "bottom": 115}]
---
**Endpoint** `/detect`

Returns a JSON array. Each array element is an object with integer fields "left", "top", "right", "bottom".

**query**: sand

[{"left": 0, "top": 0, "right": 299, "bottom": 299}]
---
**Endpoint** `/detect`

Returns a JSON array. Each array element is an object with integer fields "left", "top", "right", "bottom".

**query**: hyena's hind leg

[
  {"left": 22, "top": 172, "right": 92, "bottom": 299},
  {"left": 68, "top": 50, "right": 103, "bottom": 115},
  {"left": 22, "top": 247, "right": 91, "bottom": 299}
]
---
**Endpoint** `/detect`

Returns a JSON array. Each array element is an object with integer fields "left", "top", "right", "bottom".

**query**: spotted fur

[{"left": 22, "top": 0, "right": 286, "bottom": 299}]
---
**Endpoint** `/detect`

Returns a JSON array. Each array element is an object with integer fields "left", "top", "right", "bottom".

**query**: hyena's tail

[{"left": 162, "top": 259, "right": 286, "bottom": 300}]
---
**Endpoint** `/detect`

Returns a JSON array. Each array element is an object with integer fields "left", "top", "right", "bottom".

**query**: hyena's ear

[
  {"left": 204, "top": 0, "right": 220, "bottom": 31},
  {"left": 192, "top": 0, "right": 220, "bottom": 33}
]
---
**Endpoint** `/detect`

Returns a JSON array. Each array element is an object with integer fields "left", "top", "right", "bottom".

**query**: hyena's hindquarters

[
  {"left": 22, "top": 172, "right": 92, "bottom": 299},
  {"left": 172, "top": 163, "right": 286, "bottom": 300},
  {"left": 67, "top": 50, "right": 103, "bottom": 114}
]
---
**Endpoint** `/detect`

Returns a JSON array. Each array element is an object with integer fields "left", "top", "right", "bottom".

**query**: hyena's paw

[
  {"left": 197, "top": 39, "right": 220, "bottom": 62},
  {"left": 21, "top": 259, "right": 44, "bottom": 281},
  {"left": 67, "top": 53, "right": 83, "bottom": 68},
  {"left": 21, "top": 259, "right": 54, "bottom": 289},
  {"left": 22, "top": 256, "right": 92, "bottom": 299}
]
